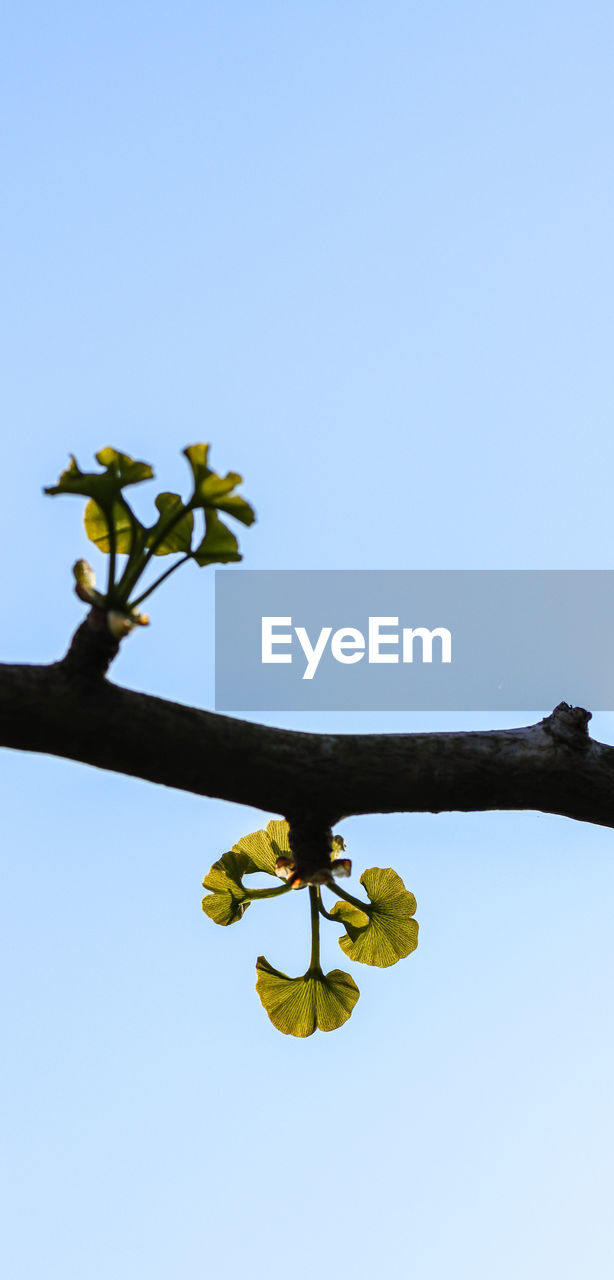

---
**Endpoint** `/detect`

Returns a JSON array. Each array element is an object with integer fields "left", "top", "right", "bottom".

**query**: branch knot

[{"left": 544, "top": 701, "right": 592, "bottom": 746}]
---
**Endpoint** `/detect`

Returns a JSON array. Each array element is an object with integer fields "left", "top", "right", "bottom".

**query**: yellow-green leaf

[
  {"left": 212, "top": 493, "right": 255, "bottom": 526},
  {"left": 203, "top": 849, "right": 257, "bottom": 896},
  {"left": 183, "top": 443, "right": 255, "bottom": 526},
  {"left": 84, "top": 499, "right": 141, "bottom": 554},
  {"left": 202, "top": 890, "right": 249, "bottom": 927},
  {"left": 45, "top": 448, "right": 153, "bottom": 505},
  {"left": 148, "top": 492, "right": 194, "bottom": 555},
  {"left": 330, "top": 867, "right": 419, "bottom": 967},
  {"left": 94, "top": 447, "right": 154, "bottom": 487},
  {"left": 201, "top": 851, "right": 254, "bottom": 926},
  {"left": 256, "top": 957, "right": 359, "bottom": 1036},
  {"left": 193, "top": 509, "right": 241, "bottom": 565},
  {"left": 232, "top": 819, "right": 292, "bottom": 872},
  {"left": 182, "top": 442, "right": 211, "bottom": 480},
  {"left": 201, "top": 821, "right": 291, "bottom": 925}
]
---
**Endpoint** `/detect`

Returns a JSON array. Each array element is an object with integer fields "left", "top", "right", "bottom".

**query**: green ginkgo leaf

[
  {"left": 232, "top": 818, "right": 292, "bottom": 872},
  {"left": 183, "top": 444, "right": 255, "bottom": 526},
  {"left": 148, "top": 492, "right": 194, "bottom": 555},
  {"left": 193, "top": 509, "right": 242, "bottom": 565},
  {"left": 45, "top": 448, "right": 154, "bottom": 506},
  {"left": 212, "top": 493, "right": 255, "bottom": 526},
  {"left": 201, "top": 888, "right": 249, "bottom": 927},
  {"left": 329, "top": 868, "right": 419, "bottom": 967},
  {"left": 201, "top": 821, "right": 291, "bottom": 925},
  {"left": 84, "top": 498, "right": 144, "bottom": 554},
  {"left": 256, "top": 957, "right": 359, "bottom": 1036},
  {"left": 95, "top": 447, "right": 154, "bottom": 486},
  {"left": 201, "top": 851, "right": 256, "bottom": 925},
  {"left": 202, "top": 848, "right": 258, "bottom": 897}
]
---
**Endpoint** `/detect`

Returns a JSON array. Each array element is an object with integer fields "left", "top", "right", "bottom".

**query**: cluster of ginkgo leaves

[
  {"left": 44, "top": 444, "right": 255, "bottom": 630},
  {"left": 202, "top": 820, "right": 419, "bottom": 1036}
]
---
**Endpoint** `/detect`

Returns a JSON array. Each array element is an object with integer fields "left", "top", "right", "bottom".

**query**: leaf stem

[
  {"left": 115, "top": 505, "right": 192, "bottom": 604},
  {"left": 115, "top": 509, "right": 149, "bottom": 604},
  {"left": 326, "top": 881, "right": 371, "bottom": 915},
  {"left": 318, "top": 897, "right": 339, "bottom": 922},
  {"left": 106, "top": 508, "right": 117, "bottom": 602},
  {"left": 129, "top": 555, "right": 191, "bottom": 607},
  {"left": 138, "top": 504, "right": 193, "bottom": 574},
  {"left": 116, "top": 552, "right": 146, "bottom": 604},
  {"left": 244, "top": 882, "right": 293, "bottom": 901},
  {"left": 309, "top": 886, "right": 321, "bottom": 971}
]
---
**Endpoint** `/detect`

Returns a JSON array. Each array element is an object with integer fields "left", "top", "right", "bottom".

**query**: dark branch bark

[
  {"left": 61, "top": 609, "right": 120, "bottom": 677},
  {"left": 2, "top": 646, "right": 614, "bottom": 855}
]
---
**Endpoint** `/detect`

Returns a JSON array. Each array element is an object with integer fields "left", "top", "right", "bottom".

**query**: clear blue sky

[{"left": 2, "top": 2, "right": 614, "bottom": 1277}]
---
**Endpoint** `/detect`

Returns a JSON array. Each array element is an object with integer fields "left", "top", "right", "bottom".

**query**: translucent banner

[{"left": 214, "top": 570, "right": 614, "bottom": 711}]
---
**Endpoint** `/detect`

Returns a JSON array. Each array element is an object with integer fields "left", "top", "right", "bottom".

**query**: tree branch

[{"left": 2, "top": 643, "right": 614, "bottom": 851}]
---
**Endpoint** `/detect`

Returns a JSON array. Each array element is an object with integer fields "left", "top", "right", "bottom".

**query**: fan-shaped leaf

[
  {"left": 95, "top": 447, "right": 154, "bottom": 486},
  {"left": 84, "top": 499, "right": 144, "bottom": 554},
  {"left": 183, "top": 443, "right": 255, "bottom": 526},
  {"left": 256, "top": 957, "right": 359, "bottom": 1036},
  {"left": 45, "top": 448, "right": 153, "bottom": 505},
  {"left": 193, "top": 510, "right": 241, "bottom": 565},
  {"left": 231, "top": 818, "right": 293, "bottom": 875},
  {"left": 201, "top": 851, "right": 255, "bottom": 926},
  {"left": 148, "top": 492, "right": 194, "bottom": 555},
  {"left": 202, "top": 888, "right": 249, "bottom": 927},
  {"left": 330, "top": 867, "right": 419, "bottom": 967},
  {"left": 201, "top": 820, "right": 291, "bottom": 925},
  {"left": 212, "top": 493, "right": 255, "bottom": 526}
]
